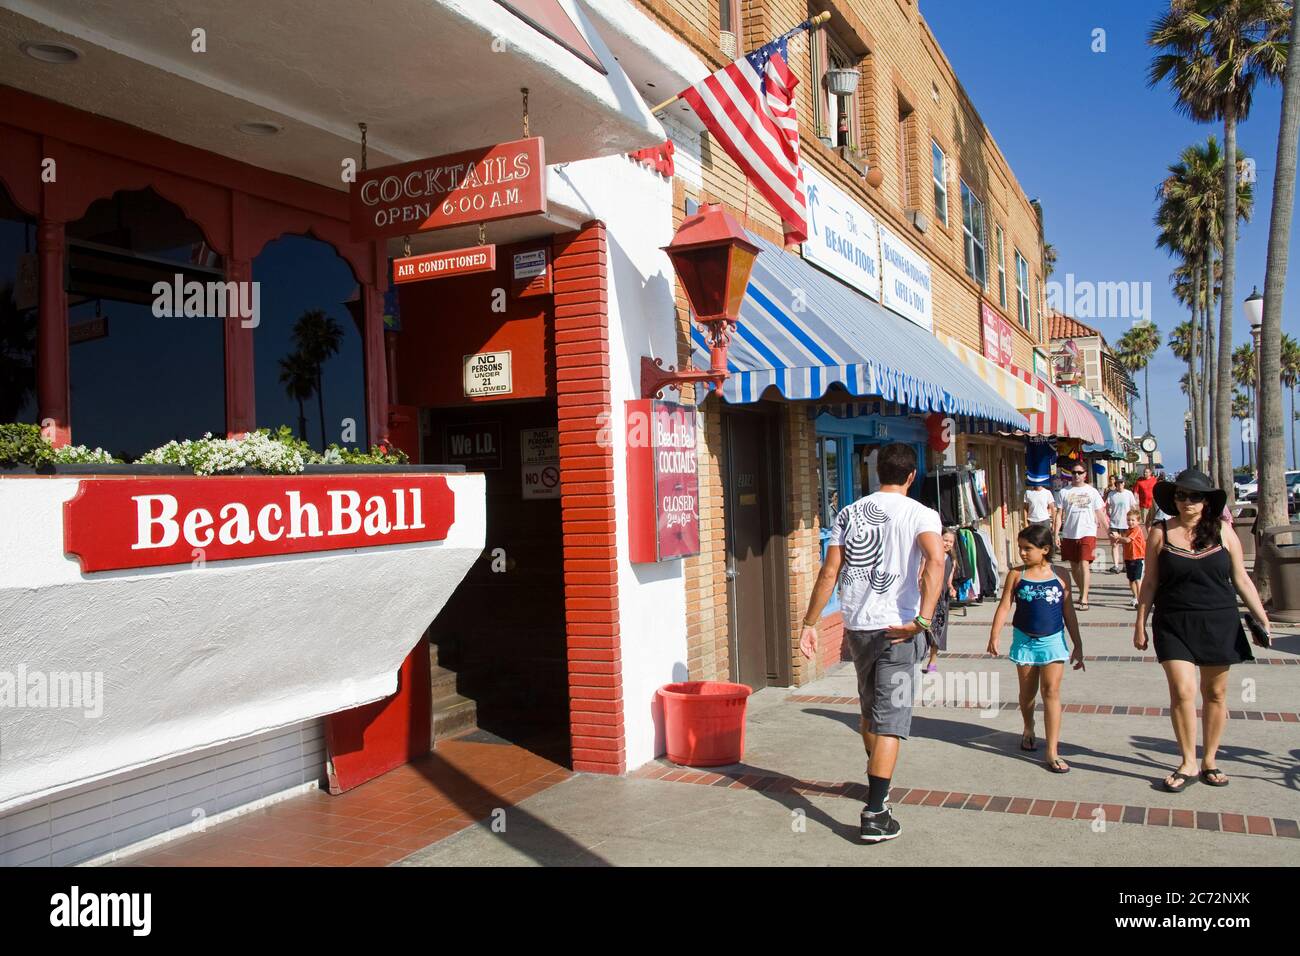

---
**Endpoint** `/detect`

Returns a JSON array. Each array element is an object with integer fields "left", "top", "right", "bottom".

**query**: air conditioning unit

[
  {"left": 719, "top": 30, "right": 737, "bottom": 59},
  {"left": 905, "top": 208, "right": 929, "bottom": 233}
]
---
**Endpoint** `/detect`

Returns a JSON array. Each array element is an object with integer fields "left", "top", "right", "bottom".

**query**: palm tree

[
  {"left": 1233, "top": 389, "right": 1253, "bottom": 467},
  {"left": 1256, "top": 0, "right": 1300, "bottom": 557},
  {"left": 1149, "top": 0, "right": 1290, "bottom": 497},
  {"left": 1043, "top": 242, "right": 1058, "bottom": 279},
  {"left": 291, "top": 309, "right": 344, "bottom": 451},
  {"left": 1282, "top": 333, "right": 1300, "bottom": 470},
  {"left": 1233, "top": 340, "right": 1258, "bottom": 470},
  {"left": 1117, "top": 322, "right": 1163, "bottom": 437},
  {"left": 278, "top": 350, "right": 317, "bottom": 442}
]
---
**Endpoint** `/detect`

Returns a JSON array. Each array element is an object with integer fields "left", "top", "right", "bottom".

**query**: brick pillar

[
  {"left": 36, "top": 219, "right": 69, "bottom": 447},
  {"left": 552, "top": 221, "right": 625, "bottom": 775}
]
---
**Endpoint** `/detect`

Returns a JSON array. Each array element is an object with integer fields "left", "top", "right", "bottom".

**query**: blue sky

[{"left": 921, "top": 0, "right": 1298, "bottom": 473}]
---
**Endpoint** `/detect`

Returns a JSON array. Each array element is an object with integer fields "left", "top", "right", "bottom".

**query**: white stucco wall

[
  {"left": 549, "top": 153, "right": 689, "bottom": 770},
  {"left": 0, "top": 472, "right": 485, "bottom": 813}
]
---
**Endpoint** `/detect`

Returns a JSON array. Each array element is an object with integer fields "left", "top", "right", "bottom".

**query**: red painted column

[
  {"left": 363, "top": 282, "right": 389, "bottom": 446},
  {"left": 552, "top": 221, "right": 625, "bottom": 775},
  {"left": 36, "top": 219, "right": 70, "bottom": 447},
  {"left": 224, "top": 257, "right": 256, "bottom": 436}
]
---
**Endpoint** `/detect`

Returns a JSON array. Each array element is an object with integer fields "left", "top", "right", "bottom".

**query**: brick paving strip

[
  {"left": 629, "top": 763, "right": 1300, "bottom": 840},
  {"left": 934, "top": 651, "right": 1300, "bottom": 665},
  {"left": 786, "top": 695, "right": 1300, "bottom": 722}
]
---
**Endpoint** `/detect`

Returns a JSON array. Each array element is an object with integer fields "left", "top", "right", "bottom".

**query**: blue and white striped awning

[
  {"left": 1081, "top": 402, "right": 1123, "bottom": 458},
  {"left": 690, "top": 233, "right": 1030, "bottom": 430}
]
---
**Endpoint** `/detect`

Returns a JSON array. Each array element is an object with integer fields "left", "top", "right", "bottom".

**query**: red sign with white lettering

[
  {"left": 393, "top": 245, "right": 496, "bottom": 284},
  {"left": 64, "top": 475, "right": 456, "bottom": 573},
  {"left": 981, "top": 302, "right": 1014, "bottom": 367},
  {"left": 626, "top": 400, "right": 700, "bottom": 562},
  {"left": 350, "top": 137, "right": 546, "bottom": 242}
]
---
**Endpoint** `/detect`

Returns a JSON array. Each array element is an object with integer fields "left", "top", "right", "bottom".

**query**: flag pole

[{"left": 647, "top": 11, "right": 831, "bottom": 115}]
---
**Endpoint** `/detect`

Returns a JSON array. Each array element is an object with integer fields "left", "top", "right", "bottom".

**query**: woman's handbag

[{"left": 1244, "top": 615, "right": 1271, "bottom": 649}]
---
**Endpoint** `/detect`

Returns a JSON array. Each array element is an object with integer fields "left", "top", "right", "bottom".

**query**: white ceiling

[{"left": 0, "top": 0, "right": 666, "bottom": 191}]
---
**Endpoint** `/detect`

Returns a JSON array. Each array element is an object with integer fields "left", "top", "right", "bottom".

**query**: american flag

[{"left": 679, "top": 36, "right": 807, "bottom": 245}]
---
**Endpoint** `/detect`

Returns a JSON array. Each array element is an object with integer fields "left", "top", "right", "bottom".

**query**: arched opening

[
  {"left": 252, "top": 234, "right": 367, "bottom": 450},
  {"left": 0, "top": 183, "right": 38, "bottom": 425},
  {"left": 65, "top": 188, "right": 226, "bottom": 458}
]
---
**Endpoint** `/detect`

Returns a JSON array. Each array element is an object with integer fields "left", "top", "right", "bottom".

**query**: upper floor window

[
  {"left": 931, "top": 142, "right": 948, "bottom": 227},
  {"left": 1015, "top": 249, "right": 1031, "bottom": 330},
  {"left": 897, "top": 97, "right": 916, "bottom": 209},
  {"left": 812, "top": 32, "right": 862, "bottom": 151},
  {"left": 960, "top": 181, "right": 986, "bottom": 287},
  {"left": 995, "top": 225, "right": 1007, "bottom": 308}
]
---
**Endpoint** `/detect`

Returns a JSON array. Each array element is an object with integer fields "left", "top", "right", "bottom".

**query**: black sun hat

[{"left": 1153, "top": 468, "right": 1226, "bottom": 517}]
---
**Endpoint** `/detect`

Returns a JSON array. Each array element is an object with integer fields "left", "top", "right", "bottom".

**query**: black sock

[{"left": 866, "top": 774, "right": 891, "bottom": 814}]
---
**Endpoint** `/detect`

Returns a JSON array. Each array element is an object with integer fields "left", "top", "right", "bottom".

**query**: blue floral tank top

[{"left": 1012, "top": 573, "right": 1065, "bottom": 637}]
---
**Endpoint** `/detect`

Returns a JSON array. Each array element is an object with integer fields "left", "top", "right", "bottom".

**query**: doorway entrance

[
  {"left": 422, "top": 399, "right": 569, "bottom": 764},
  {"left": 723, "top": 407, "right": 790, "bottom": 691}
]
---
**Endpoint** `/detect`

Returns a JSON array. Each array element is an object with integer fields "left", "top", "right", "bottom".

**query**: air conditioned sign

[
  {"left": 350, "top": 137, "right": 546, "bottom": 242},
  {"left": 393, "top": 245, "right": 496, "bottom": 284},
  {"left": 63, "top": 475, "right": 456, "bottom": 573},
  {"left": 626, "top": 399, "right": 700, "bottom": 562}
]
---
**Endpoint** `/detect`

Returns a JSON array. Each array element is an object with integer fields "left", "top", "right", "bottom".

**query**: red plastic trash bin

[{"left": 658, "top": 681, "right": 753, "bottom": 766}]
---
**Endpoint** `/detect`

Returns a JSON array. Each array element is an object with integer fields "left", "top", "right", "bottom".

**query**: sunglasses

[
  {"left": 1071, "top": 471, "right": 1086, "bottom": 476},
  {"left": 1174, "top": 491, "right": 1206, "bottom": 503}
]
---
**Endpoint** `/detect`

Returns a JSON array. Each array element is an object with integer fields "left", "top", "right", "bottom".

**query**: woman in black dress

[{"left": 1133, "top": 469, "right": 1270, "bottom": 793}]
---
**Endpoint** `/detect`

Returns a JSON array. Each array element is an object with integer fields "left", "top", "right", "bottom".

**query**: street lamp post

[{"left": 1245, "top": 287, "right": 1264, "bottom": 480}]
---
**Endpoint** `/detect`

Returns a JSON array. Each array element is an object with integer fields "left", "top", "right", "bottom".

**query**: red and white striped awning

[{"left": 1009, "top": 366, "right": 1105, "bottom": 444}]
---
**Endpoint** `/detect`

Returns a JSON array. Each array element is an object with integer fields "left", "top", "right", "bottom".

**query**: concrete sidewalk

[{"left": 399, "top": 573, "right": 1300, "bottom": 866}]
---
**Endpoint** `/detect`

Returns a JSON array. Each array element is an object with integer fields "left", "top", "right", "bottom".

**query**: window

[
  {"left": 960, "top": 181, "right": 986, "bottom": 287},
  {"left": 719, "top": 0, "right": 733, "bottom": 32},
  {"left": 811, "top": 33, "right": 861, "bottom": 150},
  {"left": 897, "top": 98, "right": 915, "bottom": 208},
  {"left": 818, "top": 436, "right": 841, "bottom": 529},
  {"left": 1015, "top": 249, "right": 1031, "bottom": 330},
  {"left": 0, "top": 185, "right": 37, "bottom": 426},
  {"left": 931, "top": 142, "right": 948, "bottom": 226},
  {"left": 995, "top": 226, "right": 1007, "bottom": 308}
]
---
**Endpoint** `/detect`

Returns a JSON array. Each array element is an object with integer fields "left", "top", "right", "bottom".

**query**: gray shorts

[{"left": 844, "top": 628, "right": 925, "bottom": 739}]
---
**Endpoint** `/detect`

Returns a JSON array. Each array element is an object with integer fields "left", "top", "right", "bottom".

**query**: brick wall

[{"left": 552, "top": 222, "right": 625, "bottom": 775}]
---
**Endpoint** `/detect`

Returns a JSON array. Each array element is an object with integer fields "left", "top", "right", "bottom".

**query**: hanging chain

[
  {"left": 521, "top": 88, "right": 530, "bottom": 138},
  {"left": 478, "top": 223, "right": 486, "bottom": 246},
  {"left": 403, "top": 236, "right": 411, "bottom": 257},
  {"left": 358, "top": 122, "right": 368, "bottom": 171}
]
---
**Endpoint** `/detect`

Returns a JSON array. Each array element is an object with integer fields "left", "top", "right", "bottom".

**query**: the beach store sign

[
  {"left": 64, "top": 476, "right": 456, "bottom": 572},
  {"left": 799, "top": 162, "right": 880, "bottom": 301}
]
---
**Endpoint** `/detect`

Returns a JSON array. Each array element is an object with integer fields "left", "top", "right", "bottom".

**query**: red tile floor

[{"left": 113, "top": 736, "right": 571, "bottom": 867}]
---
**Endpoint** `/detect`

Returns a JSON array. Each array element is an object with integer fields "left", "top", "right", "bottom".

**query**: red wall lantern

[{"left": 642, "top": 203, "right": 760, "bottom": 399}]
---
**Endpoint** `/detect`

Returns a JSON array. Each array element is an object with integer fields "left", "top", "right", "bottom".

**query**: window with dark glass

[
  {"left": 0, "top": 185, "right": 38, "bottom": 425},
  {"left": 65, "top": 188, "right": 225, "bottom": 458},
  {"left": 961, "top": 181, "right": 986, "bottom": 287},
  {"left": 253, "top": 235, "right": 367, "bottom": 451},
  {"left": 818, "top": 436, "right": 840, "bottom": 528},
  {"left": 932, "top": 142, "right": 948, "bottom": 227}
]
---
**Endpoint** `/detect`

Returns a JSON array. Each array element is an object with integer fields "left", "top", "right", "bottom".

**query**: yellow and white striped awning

[{"left": 938, "top": 333, "right": 1048, "bottom": 415}]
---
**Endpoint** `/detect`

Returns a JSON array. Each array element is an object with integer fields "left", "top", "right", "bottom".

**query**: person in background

[
  {"left": 1134, "top": 466, "right": 1158, "bottom": 522},
  {"left": 1134, "top": 469, "right": 1271, "bottom": 792},
  {"left": 1124, "top": 507, "right": 1146, "bottom": 609},
  {"left": 988, "top": 523, "right": 1085, "bottom": 773},
  {"left": 923, "top": 528, "right": 958, "bottom": 675},
  {"left": 1053, "top": 463, "right": 1108, "bottom": 610},
  {"left": 799, "top": 443, "right": 945, "bottom": 844},
  {"left": 1023, "top": 478, "right": 1056, "bottom": 530},
  {"left": 1105, "top": 476, "right": 1138, "bottom": 574}
]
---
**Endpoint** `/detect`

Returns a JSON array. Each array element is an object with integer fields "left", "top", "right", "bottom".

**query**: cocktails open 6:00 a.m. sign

[
  {"left": 350, "top": 138, "right": 546, "bottom": 242},
  {"left": 63, "top": 475, "right": 456, "bottom": 572}
]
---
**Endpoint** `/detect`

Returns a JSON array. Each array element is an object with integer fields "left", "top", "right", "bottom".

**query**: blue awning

[
  {"left": 1081, "top": 402, "right": 1122, "bottom": 457},
  {"left": 690, "top": 233, "right": 1030, "bottom": 430}
]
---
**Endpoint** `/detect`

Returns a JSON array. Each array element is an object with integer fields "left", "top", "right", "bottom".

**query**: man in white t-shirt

[
  {"left": 799, "top": 443, "right": 944, "bottom": 844},
  {"left": 1104, "top": 477, "right": 1137, "bottom": 573},
  {"left": 1023, "top": 480, "right": 1056, "bottom": 529},
  {"left": 1052, "top": 463, "right": 1108, "bottom": 609}
]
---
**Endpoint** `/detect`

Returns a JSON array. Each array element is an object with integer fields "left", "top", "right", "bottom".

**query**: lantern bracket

[{"left": 640, "top": 356, "right": 726, "bottom": 400}]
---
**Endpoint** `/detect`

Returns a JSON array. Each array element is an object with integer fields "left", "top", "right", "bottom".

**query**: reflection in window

[
  {"left": 0, "top": 186, "right": 37, "bottom": 424},
  {"left": 253, "top": 235, "right": 366, "bottom": 450},
  {"left": 66, "top": 189, "right": 225, "bottom": 458},
  {"left": 818, "top": 436, "right": 839, "bottom": 527}
]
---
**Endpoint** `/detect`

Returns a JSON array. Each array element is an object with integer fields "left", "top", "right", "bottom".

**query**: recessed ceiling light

[
  {"left": 235, "top": 121, "right": 282, "bottom": 136},
  {"left": 646, "top": 81, "right": 656, "bottom": 88},
  {"left": 20, "top": 40, "right": 81, "bottom": 64}
]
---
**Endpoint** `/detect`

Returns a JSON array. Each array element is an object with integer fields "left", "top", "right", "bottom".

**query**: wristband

[
  {"left": 913, "top": 615, "right": 931, "bottom": 630},
  {"left": 802, "top": 617, "right": 818, "bottom": 628}
]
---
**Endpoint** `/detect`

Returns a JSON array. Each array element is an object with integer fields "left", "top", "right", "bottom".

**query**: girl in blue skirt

[{"left": 988, "top": 523, "right": 1085, "bottom": 773}]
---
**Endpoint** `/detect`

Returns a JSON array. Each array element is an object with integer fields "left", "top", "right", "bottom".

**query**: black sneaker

[{"left": 860, "top": 807, "right": 902, "bottom": 843}]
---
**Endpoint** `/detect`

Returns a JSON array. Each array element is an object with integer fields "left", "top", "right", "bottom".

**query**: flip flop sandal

[
  {"left": 1199, "top": 768, "right": 1230, "bottom": 787},
  {"left": 1077, "top": 603, "right": 1090, "bottom": 611},
  {"left": 1046, "top": 758, "right": 1070, "bottom": 774},
  {"left": 1162, "top": 771, "right": 1194, "bottom": 793},
  {"left": 1020, "top": 734, "right": 1036, "bottom": 752}
]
